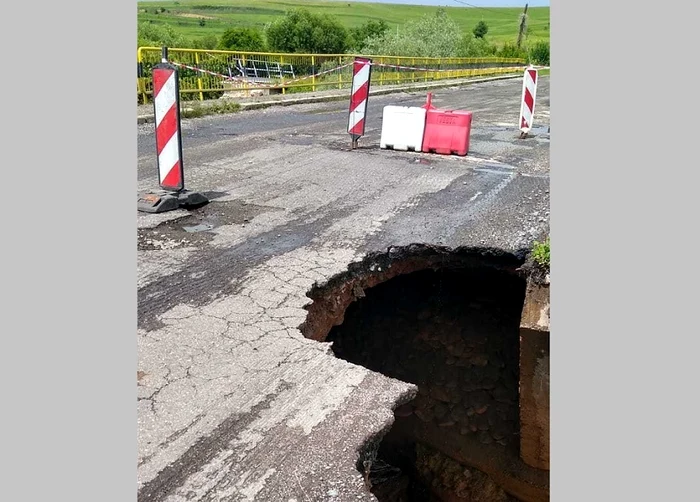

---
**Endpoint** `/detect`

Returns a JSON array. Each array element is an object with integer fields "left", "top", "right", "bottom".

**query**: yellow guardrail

[{"left": 137, "top": 47, "right": 527, "bottom": 104}]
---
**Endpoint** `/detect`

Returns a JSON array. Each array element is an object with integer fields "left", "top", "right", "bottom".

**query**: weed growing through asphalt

[{"left": 531, "top": 237, "right": 550, "bottom": 268}]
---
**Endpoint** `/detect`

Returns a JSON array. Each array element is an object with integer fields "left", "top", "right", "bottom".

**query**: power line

[{"left": 450, "top": 0, "right": 525, "bottom": 19}]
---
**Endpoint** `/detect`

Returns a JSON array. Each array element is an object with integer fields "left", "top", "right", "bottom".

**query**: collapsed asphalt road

[{"left": 137, "top": 77, "right": 550, "bottom": 501}]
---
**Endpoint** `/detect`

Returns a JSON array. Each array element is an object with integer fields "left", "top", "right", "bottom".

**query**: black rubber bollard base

[
  {"left": 138, "top": 189, "right": 209, "bottom": 213},
  {"left": 177, "top": 190, "right": 209, "bottom": 209}
]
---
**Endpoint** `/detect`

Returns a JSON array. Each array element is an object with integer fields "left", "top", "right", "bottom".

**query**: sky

[{"left": 340, "top": 1, "right": 550, "bottom": 6}]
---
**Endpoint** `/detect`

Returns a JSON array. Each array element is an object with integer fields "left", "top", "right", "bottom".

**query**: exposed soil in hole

[
  {"left": 326, "top": 265, "right": 528, "bottom": 501},
  {"left": 137, "top": 199, "right": 278, "bottom": 251}
]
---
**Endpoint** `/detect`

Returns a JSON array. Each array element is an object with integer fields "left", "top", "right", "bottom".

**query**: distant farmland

[{"left": 137, "top": 0, "right": 550, "bottom": 47}]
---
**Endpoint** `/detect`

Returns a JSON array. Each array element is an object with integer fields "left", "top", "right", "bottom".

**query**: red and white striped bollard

[
  {"left": 519, "top": 66, "right": 538, "bottom": 138},
  {"left": 153, "top": 58, "right": 185, "bottom": 191},
  {"left": 348, "top": 57, "right": 372, "bottom": 149},
  {"left": 138, "top": 47, "right": 209, "bottom": 213}
]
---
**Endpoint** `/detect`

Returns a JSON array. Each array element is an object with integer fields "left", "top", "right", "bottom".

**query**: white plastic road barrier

[{"left": 380, "top": 106, "right": 427, "bottom": 152}]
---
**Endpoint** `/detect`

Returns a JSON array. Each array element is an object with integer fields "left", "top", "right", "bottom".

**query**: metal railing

[{"left": 137, "top": 47, "right": 527, "bottom": 104}]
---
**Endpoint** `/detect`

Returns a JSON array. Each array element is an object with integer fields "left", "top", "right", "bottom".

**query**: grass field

[{"left": 137, "top": 0, "right": 550, "bottom": 47}]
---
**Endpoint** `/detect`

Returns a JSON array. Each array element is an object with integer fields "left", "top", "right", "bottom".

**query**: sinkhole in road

[{"left": 301, "top": 247, "right": 528, "bottom": 501}]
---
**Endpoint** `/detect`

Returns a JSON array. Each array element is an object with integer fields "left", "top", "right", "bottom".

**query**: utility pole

[{"left": 517, "top": 3, "right": 529, "bottom": 49}]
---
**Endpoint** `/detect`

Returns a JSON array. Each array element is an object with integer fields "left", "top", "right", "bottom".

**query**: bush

[
  {"left": 529, "top": 41, "right": 549, "bottom": 65},
  {"left": 138, "top": 22, "right": 220, "bottom": 51},
  {"left": 473, "top": 21, "right": 488, "bottom": 39},
  {"left": 458, "top": 34, "right": 497, "bottom": 57},
  {"left": 138, "top": 22, "right": 189, "bottom": 48},
  {"left": 349, "top": 20, "right": 389, "bottom": 52},
  {"left": 362, "top": 9, "right": 462, "bottom": 58},
  {"left": 190, "top": 35, "right": 219, "bottom": 50},
  {"left": 266, "top": 8, "right": 348, "bottom": 54},
  {"left": 496, "top": 42, "right": 528, "bottom": 60},
  {"left": 218, "top": 27, "right": 266, "bottom": 52}
]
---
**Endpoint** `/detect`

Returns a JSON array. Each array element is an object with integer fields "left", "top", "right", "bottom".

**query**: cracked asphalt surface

[{"left": 137, "top": 77, "right": 550, "bottom": 501}]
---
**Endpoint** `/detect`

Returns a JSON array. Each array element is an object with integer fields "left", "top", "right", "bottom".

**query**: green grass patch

[
  {"left": 138, "top": 0, "right": 549, "bottom": 47},
  {"left": 180, "top": 99, "right": 241, "bottom": 118}
]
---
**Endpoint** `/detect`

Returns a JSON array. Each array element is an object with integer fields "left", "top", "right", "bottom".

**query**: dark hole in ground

[{"left": 327, "top": 266, "right": 526, "bottom": 501}]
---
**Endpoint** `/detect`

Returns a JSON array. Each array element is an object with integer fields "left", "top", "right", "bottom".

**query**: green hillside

[{"left": 137, "top": 0, "right": 549, "bottom": 47}]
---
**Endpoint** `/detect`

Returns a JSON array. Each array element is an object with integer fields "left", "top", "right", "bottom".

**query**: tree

[
  {"left": 473, "top": 20, "right": 488, "bottom": 39},
  {"left": 362, "top": 9, "right": 462, "bottom": 58},
  {"left": 217, "top": 27, "right": 267, "bottom": 52},
  {"left": 349, "top": 20, "right": 389, "bottom": 52},
  {"left": 138, "top": 22, "right": 189, "bottom": 48},
  {"left": 266, "top": 8, "right": 348, "bottom": 54}
]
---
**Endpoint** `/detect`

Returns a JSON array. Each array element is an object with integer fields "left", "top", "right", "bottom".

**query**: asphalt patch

[
  {"left": 410, "top": 157, "right": 434, "bottom": 165},
  {"left": 518, "top": 125, "right": 550, "bottom": 139},
  {"left": 137, "top": 201, "right": 357, "bottom": 331},
  {"left": 138, "top": 381, "right": 295, "bottom": 502},
  {"left": 137, "top": 199, "right": 277, "bottom": 251},
  {"left": 278, "top": 133, "right": 316, "bottom": 146}
]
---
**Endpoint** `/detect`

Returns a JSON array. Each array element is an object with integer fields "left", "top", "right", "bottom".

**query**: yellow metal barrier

[{"left": 137, "top": 47, "right": 526, "bottom": 104}]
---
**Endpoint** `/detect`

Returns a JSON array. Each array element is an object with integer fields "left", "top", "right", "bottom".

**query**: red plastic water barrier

[{"left": 422, "top": 108, "right": 473, "bottom": 156}]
